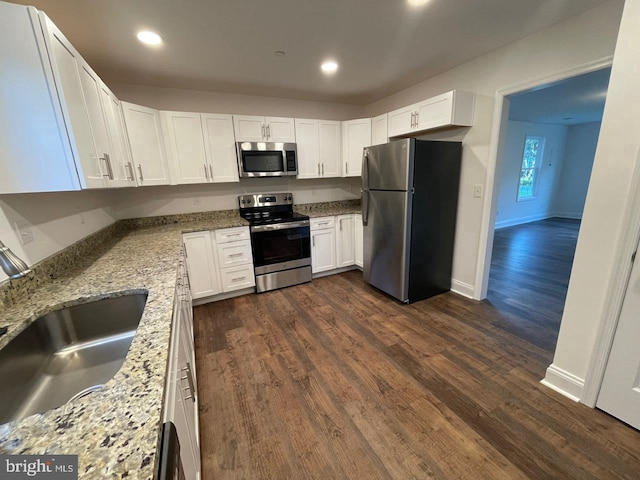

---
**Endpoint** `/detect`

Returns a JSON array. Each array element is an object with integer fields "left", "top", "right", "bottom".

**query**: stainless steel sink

[{"left": 0, "top": 293, "right": 147, "bottom": 425}]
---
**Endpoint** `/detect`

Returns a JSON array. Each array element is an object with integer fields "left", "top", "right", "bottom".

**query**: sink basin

[{"left": 0, "top": 293, "right": 147, "bottom": 425}]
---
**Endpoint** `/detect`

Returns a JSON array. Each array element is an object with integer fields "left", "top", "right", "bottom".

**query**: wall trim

[
  {"left": 541, "top": 364, "right": 584, "bottom": 402},
  {"left": 494, "top": 212, "right": 583, "bottom": 229},
  {"left": 451, "top": 279, "right": 475, "bottom": 299},
  {"left": 192, "top": 287, "right": 255, "bottom": 305},
  {"left": 474, "top": 55, "right": 614, "bottom": 301}
]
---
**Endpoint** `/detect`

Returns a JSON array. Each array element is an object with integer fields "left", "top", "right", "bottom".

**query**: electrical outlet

[
  {"left": 14, "top": 222, "right": 34, "bottom": 245},
  {"left": 474, "top": 184, "right": 484, "bottom": 198}
]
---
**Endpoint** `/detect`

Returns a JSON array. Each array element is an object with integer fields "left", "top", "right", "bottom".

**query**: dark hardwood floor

[
  {"left": 194, "top": 219, "right": 640, "bottom": 479},
  {"left": 487, "top": 217, "right": 581, "bottom": 352}
]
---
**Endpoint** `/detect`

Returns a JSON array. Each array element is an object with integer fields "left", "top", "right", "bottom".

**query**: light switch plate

[{"left": 474, "top": 184, "right": 484, "bottom": 198}]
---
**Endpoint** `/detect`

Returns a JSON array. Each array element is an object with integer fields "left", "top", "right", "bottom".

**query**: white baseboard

[
  {"left": 540, "top": 364, "right": 584, "bottom": 402},
  {"left": 451, "top": 279, "right": 475, "bottom": 299},
  {"left": 313, "top": 265, "right": 359, "bottom": 279},
  {"left": 192, "top": 287, "right": 255, "bottom": 306},
  {"left": 495, "top": 212, "right": 583, "bottom": 229}
]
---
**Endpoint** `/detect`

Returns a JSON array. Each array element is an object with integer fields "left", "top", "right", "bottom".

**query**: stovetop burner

[{"left": 238, "top": 192, "right": 309, "bottom": 226}]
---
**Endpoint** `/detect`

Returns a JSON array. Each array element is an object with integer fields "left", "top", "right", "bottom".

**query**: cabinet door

[
  {"left": 294, "top": 119, "right": 320, "bottom": 179},
  {"left": 355, "top": 214, "right": 363, "bottom": 268},
  {"left": 108, "top": 95, "right": 137, "bottom": 187},
  {"left": 415, "top": 91, "right": 454, "bottom": 131},
  {"left": 319, "top": 120, "right": 341, "bottom": 178},
  {"left": 387, "top": 104, "right": 415, "bottom": 138},
  {"left": 99, "top": 84, "right": 133, "bottom": 187},
  {"left": 311, "top": 228, "right": 336, "bottom": 273},
  {"left": 336, "top": 215, "right": 355, "bottom": 267},
  {"left": 77, "top": 59, "right": 114, "bottom": 187},
  {"left": 0, "top": 4, "right": 80, "bottom": 194},
  {"left": 121, "top": 102, "right": 171, "bottom": 186},
  {"left": 266, "top": 117, "right": 296, "bottom": 142},
  {"left": 233, "top": 115, "right": 265, "bottom": 142},
  {"left": 342, "top": 119, "right": 371, "bottom": 177},
  {"left": 201, "top": 113, "right": 239, "bottom": 183},
  {"left": 163, "top": 111, "right": 208, "bottom": 184},
  {"left": 40, "top": 15, "right": 105, "bottom": 188},
  {"left": 371, "top": 113, "right": 389, "bottom": 146},
  {"left": 183, "top": 231, "right": 221, "bottom": 299}
]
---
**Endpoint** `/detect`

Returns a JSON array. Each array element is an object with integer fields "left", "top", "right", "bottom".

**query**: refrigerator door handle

[
  {"left": 362, "top": 150, "right": 370, "bottom": 192},
  {"left": 362, "top": 189, "right": 369, "bottom": 227}
]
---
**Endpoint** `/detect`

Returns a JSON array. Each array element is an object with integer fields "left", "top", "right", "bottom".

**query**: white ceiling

[
  {"left": 13, "top": 0, "right": 609, "bottom": 105},
  {"left": 509, "top": 68, "right": 611, "bottom": 126}
]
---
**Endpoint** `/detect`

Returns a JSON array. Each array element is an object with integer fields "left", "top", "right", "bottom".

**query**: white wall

[
  {"left": 553, "top": 122, "right": 601, "bottom": 218},
  {"left": 362, "top": 0, "right": 623, "bottom": 296},
  {"left": 495, "top": 121, "right": 568, "bottom": 228},
  {"left": 0, "top": 191, "right": 116, "bottom": 281},
  {"left": 545, "top": 0, "right": 640, "bottom": 393},
  {"left": 109, "top": 177, "right": 361, "bottom": 219},
  {"left": 111, "top": 83, "right": 362, "bottom": 121}
]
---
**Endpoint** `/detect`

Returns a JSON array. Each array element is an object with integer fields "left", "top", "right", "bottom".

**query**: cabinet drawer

[
  {"left": 310, "top": 216, "right": 335, "bottom": 230},
  {"left": 220, "top": 265, "right": 255, "bottom": 292},
  {"left": 215, "top": 226, "right": 250, "bottom": 243},
  {"left": 216, "top": 240, "right": 253, "bottom": 268}
]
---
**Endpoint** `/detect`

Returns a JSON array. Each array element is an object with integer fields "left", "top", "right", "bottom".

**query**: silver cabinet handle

[
  {"left": 99, "top": 155, "right": 110, "bottom": 178},
  {"left": 137, "top": 164, "right": 144, "bottom": 182},
  {"left": 415, "top": 112, "right": 419, "bottom": 127},
  {"left": 312, "top": 235, "right": 315, "bottom": 247},
  {"left": 104, "top": 153, "right": 114, "bottom": 180},
  {"left": 228, "top": 253, "right": 243, "bottom": 257},
  {"left": 232, "top": 276, "right": 246, "bottom": 282},
  {"left": 266, "top": 124, "right": 271, "bottom": 139},
  {"left": 261, "top": 124, "right": 266, "bottom": 139},
  {"left": 317, "top": 163, "right": 321, "bottom": 175},
  {"left": 204, "top": 163, "right": 209, "bottom": 180},
  {"left": 410, "top": 112, "right": 414, "bottom": 128},
  {"left": 181, "top": 363, "right": 196, "bottom": 402},
  {"left": 317, "top": 221, "right": 330, "bottom": 225},
  {"left": 209, "top": 164, "right": 214, "bottom": 179},
  {"left": 321, "top": 163, "right": 324, "bottom": 175},
  {"left": 226, "top": 233, "right": 241, "bottom": 238},
  {"left": 339, "top": 219, "right": 342, "bottom": 231},
  {"left": 126, "top": 162, "right": 135, "bottom": 181},
  {"left": 345, "top": 162, "right": 348, "bottom": 174}
]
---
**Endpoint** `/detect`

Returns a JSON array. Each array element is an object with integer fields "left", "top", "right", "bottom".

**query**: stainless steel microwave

[{"left": 236, "top": 142, "right": 297, "bottom": 178}]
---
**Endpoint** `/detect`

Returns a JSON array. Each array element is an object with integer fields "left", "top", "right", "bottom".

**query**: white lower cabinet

[
  {"left": 183, "top": 227, "right": 254, "bottom": 300},
  {"left": 355, "top": 214, "right": 363, "bottom": 268},
  {"left": 311, "top": 217, "right": 336, "bottom": 273},
  {"left": 165, "top": 249, "right": 201, "bottom": 480},
  {"left": 336, "top": 215, "right": 355, "bottom": 267}
]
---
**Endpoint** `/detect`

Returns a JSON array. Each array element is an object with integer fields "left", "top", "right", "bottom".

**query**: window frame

[{"left": 517, "top": 135, "right": 545, "bottom": 201}]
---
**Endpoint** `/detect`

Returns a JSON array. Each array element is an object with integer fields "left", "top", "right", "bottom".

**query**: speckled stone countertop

[
  {"left": 295, "top": 199, "right": 361, "bottom": 218},
  {"left": 0, "top": 212, "right": 249, "bottom": 479}
]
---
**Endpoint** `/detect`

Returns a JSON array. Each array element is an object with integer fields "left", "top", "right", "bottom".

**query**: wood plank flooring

[{"left": 194, "top": 218, "right": 640, "bottom": 479}]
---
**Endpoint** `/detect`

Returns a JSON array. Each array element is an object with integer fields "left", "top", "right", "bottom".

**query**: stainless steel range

[{"left": 239, "top": 193, "right": 311, "bottom": 293}]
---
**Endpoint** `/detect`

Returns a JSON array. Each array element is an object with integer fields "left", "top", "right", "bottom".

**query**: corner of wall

[{"left": 541, "top": 363, "right": 585, "bottom": 402}]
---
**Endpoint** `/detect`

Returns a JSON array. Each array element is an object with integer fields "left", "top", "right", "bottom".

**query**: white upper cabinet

[
  {"left": 318, "top": 120, "right": 341, "bottom": 178},
  {"left": 371, "top": 113, "right": 389, "bottom": 146},
  {"left": 99, "top": 83, "right": 135, "bottom": 187},
  {"left": 162, "top": 111, "right": 238, "bottom": 185},
  {"left": 0, "top": 3, "right": 80, "bottom": 194},
  {"left": 162, "top": 111, "right": 209, "bottom": 184},
  {"left": 233, "top": 115, "right": 295, "bottom": 142},
  {"left": 388, "top": 90, "right": 475, "bottom": 137},
  {"left": 40, "top": 14, "right": 108, "bottom": 189},
  {"left": 295, "top": 119, "right": 320, "bottom": 179},
  {"left": 121, "top": 102, "right": 171, "bottom": 186},
  {"left": 342, "top": 118, "right": 372, "bottom": 177},
  {"left": 201, "top": 113, "right": 239, "bottom": 183}
]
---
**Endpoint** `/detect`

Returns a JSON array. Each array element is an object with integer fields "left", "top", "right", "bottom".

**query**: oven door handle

[{"left": 251, "top": 220, "right": 310, "bottom": 232}]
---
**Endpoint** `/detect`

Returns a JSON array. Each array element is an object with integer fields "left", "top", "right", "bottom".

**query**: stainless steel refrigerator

[{"left": 361, "top": 138, "right": 462, "bottom": 303}]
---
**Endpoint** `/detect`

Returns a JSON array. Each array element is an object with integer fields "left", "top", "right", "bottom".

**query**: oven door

[{"left": 251, "top": 221, "right": 311, "bottom": 274}]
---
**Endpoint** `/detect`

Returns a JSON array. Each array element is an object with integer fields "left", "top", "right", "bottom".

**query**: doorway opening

[{"left": 486, "top": 67, "right": 611, "bottom": 355}]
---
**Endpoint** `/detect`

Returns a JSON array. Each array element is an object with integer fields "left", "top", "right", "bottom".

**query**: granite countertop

[
  {"left": 0, "top": 214, "right": 248, "bottom": 479},
  {"left": 295, "top": 199, "right": 361, "bottom": 218}
]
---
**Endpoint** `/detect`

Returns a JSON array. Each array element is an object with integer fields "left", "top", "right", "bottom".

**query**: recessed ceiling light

[
  {"left": 137, "top": 31, "right": 162, "bottom": 46},
  {"left": 407, "top": 0, "right": 430, "bottom": 7},
  {"left": 321, "top": 60, "right": 338, "bottom": 75}
]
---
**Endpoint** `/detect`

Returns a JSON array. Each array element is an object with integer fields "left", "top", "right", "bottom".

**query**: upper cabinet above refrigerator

[{"left": 387, "top": 90, "right": 475, "bottom": 138}]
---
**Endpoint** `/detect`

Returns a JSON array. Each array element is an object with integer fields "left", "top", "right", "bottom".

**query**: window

[{"left": 518, "top": 136, "right": 545, "bottom": 200}]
